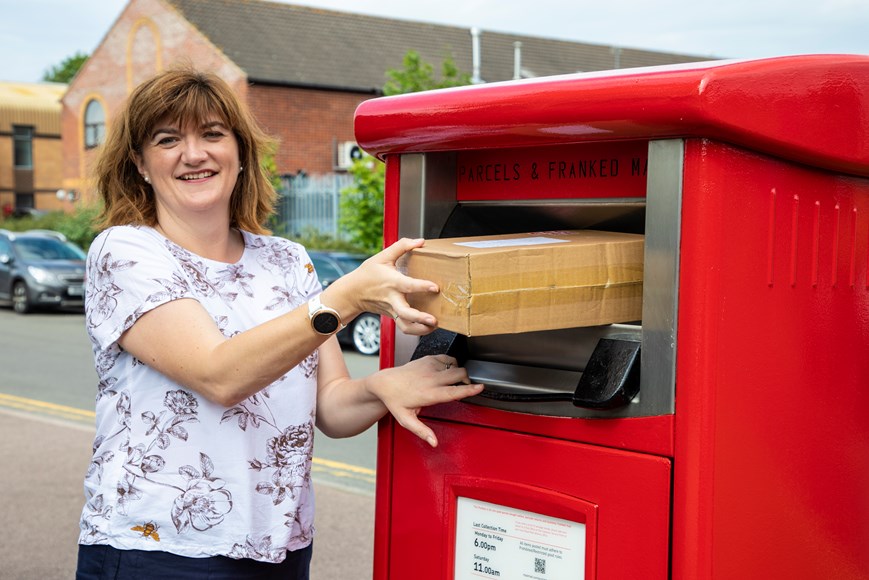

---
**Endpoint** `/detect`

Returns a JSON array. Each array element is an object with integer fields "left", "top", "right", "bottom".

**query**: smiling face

[{"left": 135, "top": 116, "right": 241, "bottom": 226}]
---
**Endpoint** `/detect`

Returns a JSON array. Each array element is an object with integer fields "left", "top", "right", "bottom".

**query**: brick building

[
  {"left": 0, "top": 81, "right": 68, "bottom": 215},
  {"left": 61, "top": 0, "right": 712, "bottom": 204}
]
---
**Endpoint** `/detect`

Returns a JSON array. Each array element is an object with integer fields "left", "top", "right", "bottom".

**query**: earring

[
  {"left": 142, "top": 174, "right": 151, "bottom": 184},
  {"left": 239, "top": 165, "right": 244, "bottom": 172}
]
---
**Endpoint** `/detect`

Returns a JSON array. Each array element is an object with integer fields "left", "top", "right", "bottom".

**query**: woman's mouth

[{"left": 178, "top": 171, "right": 217, "bottom": 181}]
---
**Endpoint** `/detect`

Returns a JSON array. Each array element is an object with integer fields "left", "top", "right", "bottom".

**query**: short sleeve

[
  {"left": 85, "top": 226, "right": 194, "bottom": 350},
  {"left": 295, "top": 245, "right": 325, "bottom": 302}
]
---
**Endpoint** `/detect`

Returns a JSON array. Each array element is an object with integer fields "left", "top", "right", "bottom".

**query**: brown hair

[{"left": 92, "top": 67, "right": 277, "bottom": 234}]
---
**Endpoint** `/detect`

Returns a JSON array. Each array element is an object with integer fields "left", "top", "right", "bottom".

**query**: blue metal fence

[{"left": 273, "top": 173, "right": 355, "bottom": 238}]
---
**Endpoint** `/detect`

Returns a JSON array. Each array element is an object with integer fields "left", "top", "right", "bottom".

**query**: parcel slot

[
  {"left": 414, "top": 325, "right": 642, "bottom": 415},
  {"left": 409, "top": 201, "right": 662, "bottom": 419}
]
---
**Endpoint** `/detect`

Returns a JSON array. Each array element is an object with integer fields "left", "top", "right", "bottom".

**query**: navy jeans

[{"left": 76, "top": 543, "right": 312, "bottom": 580}]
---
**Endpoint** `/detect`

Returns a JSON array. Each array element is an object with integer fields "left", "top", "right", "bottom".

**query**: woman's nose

[{"left": 181, "top": 138, "right": 208, "bottom": 164}]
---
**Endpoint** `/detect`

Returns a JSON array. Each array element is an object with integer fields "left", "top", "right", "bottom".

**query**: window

[
  {"left": 310, "top": 256, "right": 343, "bottom": 286},
  {"left": 15, "top": 193, "right": 35, "bottom": 209},
  {"left": 13, "top": 126, "right": 33, "bottom": 169},
  {"left": 15, "top": 237, "right": 86, "bottom": 261},
  {"left": 84, "top": 99, "right": 105, "bottom": 148}
]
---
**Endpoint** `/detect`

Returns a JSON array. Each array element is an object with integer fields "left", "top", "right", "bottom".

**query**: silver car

[{"left": 0, "top": 229, "right": 86, "bottom": 314}]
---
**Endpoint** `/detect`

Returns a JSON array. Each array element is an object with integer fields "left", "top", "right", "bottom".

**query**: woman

[{"left": 76, "top": 67, "right": 482, "bottom": 579}]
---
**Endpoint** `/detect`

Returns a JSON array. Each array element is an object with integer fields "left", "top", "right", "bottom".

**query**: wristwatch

[{"left": 308, "top": 295, "right": 345, "bottom": 335}]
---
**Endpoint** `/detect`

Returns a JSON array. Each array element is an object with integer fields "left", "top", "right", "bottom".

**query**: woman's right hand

[{"left": 322, "top": 238, "right": 440, "bottom": 335}]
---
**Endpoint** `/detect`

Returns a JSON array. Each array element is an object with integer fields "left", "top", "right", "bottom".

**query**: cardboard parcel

[{"left": 402, "top": 230, "right": 644, "bottom": 336}]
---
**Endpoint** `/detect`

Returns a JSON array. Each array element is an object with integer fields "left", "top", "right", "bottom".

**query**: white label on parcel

[
  {"left": 454, "top": 497, "right": 586, "bottom": 580},
  {"left": 455, "top": 236, "right": 569, "bottom": 249}
]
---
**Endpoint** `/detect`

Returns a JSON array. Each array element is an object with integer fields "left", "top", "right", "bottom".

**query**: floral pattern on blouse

[{"left": 78, "top": 226, "right": 321, "bottom": 563}]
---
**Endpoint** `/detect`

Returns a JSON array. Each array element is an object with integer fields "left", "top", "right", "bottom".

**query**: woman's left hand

[
  {"left": 323, "top": 238, "right": 440, "bottom": 336},
  {"left": 366, "top": 355, "right": 484, "bottom": 447}
]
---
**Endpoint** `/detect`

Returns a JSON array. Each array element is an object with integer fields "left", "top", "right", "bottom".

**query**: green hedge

[
  {"left": 0, "top": 205, "right": 101, "bottom": 250},
  {"left": 0, "top": 206, "right": 368, "bottom": 256}
]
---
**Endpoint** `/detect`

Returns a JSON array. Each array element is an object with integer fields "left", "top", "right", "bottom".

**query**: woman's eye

[
  {"left": 204, "top": 131, "right": 225, "bottom": 139},
  {"left": 155, "top": 136, "right": 178, "bottom": 146}
]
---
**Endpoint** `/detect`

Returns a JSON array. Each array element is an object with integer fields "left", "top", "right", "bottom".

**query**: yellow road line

[
  {"left": 0, "top": 393, "right": 95, "bottom": 423},
  {"left": 313, "top": 456, "right": 375, "bottom": 476},
  {"left": 0, "top": 393, "right": 376, "bottom": 481},
  {"left": 0, "top": 393, "right": 96, "bottom": 416}
]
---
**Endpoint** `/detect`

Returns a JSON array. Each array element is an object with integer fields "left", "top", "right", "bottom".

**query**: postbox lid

[{"left": 354, "top": 54, "right": 869, "bottom": 178}]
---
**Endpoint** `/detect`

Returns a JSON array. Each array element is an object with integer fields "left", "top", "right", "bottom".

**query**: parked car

[
  {"left": 3, "top": 206, "right": 49, "bottom": 219},
  {"left": 308, "top": 250, "right": 381, "bottom": 356},
  {"left": 0, "top": 229, "right": 87, "bottom": 314}
]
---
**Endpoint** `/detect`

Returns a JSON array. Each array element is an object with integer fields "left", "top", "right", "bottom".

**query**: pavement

[{"left": 0, "top": 409, "right": 376, "bottom": 580}]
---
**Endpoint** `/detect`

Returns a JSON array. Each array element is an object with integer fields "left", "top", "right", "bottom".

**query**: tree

[
  {"left": 42, "top": 52, "right": 88, "bottom": 83},
  {"left": 338, "top": 157, "right": 385, "bottom": 255},
  {"left": 383, "top": 50, "right": 471, "bottom": 96},
  {"left": 340, "top": 51, "right": 470, "bottom": 252}
]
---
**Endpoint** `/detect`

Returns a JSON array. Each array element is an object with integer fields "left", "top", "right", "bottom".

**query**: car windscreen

[
  {"left": 311, "top": 257, "right": 343, "bottom": 284},
  {"left": 333, "top": 256, "right": 365, "bottom": 273},
  {"left": 15, "top": 237, "right": 86, "bottom": 261}
]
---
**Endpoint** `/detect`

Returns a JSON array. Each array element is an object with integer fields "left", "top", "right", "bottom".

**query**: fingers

[
  {"left": 346, "top": 238, "right": 438, "bottom": 320},
  {"left": 380, "top": 238, "right": 439, "bottom": 294},
  {"left": 376, "top": 237, "right": 426, "bottom": 265},
  {"left": 398, "top": 276, "right": 439, "bottom": 295},
  {"left": 395, "top": 412, "right": 439, "bottom": 448},
  {"left": 439, "top": 382, "right": 485, "bottom": 402},
  {"left": 424, "top": 355, "right": 483, "bottom": 399},
  {"left": 393, "top": 308, "right": 438, "bottom": 333},
  {"left": 434, "top": 356, "right": 455, "bottom": 371},
  {"left": 378, "top": 355, "right": 484, "bottom": 448},
  {"left": 426, "top": 355, "right": 461, "bottom": 377},
  {"left": 394, "top": 379, "right": 484, "bottom": 448}
]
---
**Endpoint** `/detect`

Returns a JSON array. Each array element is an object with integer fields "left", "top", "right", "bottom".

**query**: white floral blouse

[{"left": 78, "top": 225, "right": 321, "bottom": 563}]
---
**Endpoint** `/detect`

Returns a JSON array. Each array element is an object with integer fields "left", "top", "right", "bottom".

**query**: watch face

[{"left": 312, "top": 311, "right": 341, "bottom": 334}]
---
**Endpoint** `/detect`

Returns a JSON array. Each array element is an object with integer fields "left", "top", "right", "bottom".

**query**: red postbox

[{"left": 354, "top": 55, "right": 869, "bottom": 579}]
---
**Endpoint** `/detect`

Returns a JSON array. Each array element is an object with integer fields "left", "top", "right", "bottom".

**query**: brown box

[{"left": 402, "top": 230, "right": 644, "bottom": 336}]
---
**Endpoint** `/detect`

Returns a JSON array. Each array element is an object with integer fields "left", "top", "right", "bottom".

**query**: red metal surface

[
  {"left": 673, "top": 139, "right": 869, "bottom": 579},
  {"left": 386, "top": 421, "right": 672, "bottom": 579},
  {"left": 373, "top": 154, "right": 401, "bottom": 580},
  {"left": 381, "top": 155, "right": 401, "bottom": 249},
  {"left": 366, "top": 55, "right": 869, "bottom": 579},
  {"left": 420, "top": 402, "right": 673, "bottom": 458},
  {"left": 456, "top": 141, "right": 649, "bottom": 200},
  {"left": 356, "top": 55, "right": 869, "bottom": 178}
]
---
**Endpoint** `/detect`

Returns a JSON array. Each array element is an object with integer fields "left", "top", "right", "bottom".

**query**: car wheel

[
  {"left": 12, "top": 281, "right": 32, "bottom": 314},
  {"left": 351, "top": 313, "right": 381, "bottom": 356}
]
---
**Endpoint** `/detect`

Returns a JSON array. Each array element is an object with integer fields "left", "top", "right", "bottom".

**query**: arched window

[{"left": 84, "top": 99, "right": 105, "bottom": 149}]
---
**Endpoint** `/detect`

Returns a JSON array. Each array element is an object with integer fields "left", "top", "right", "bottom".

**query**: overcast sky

[{"left": 2, "top": 0, "right": 868, "bottom": 83}]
